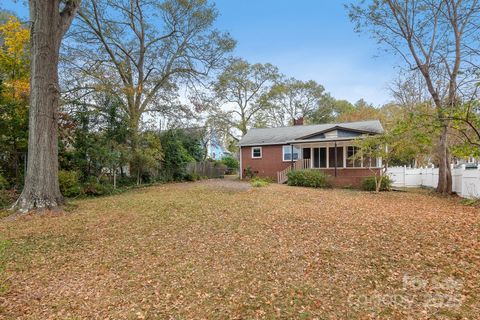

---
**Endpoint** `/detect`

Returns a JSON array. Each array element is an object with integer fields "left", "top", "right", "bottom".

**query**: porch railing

[{"left": 277, "top": 158, "right": 311, "bottom": 184}]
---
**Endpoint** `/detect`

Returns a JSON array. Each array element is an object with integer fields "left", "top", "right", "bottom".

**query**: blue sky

[{"left": 1, "top": 0, "right": 401, "bottom": 106}]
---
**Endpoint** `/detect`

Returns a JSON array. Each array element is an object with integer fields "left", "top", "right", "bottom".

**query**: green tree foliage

[
  {"left": 210, "top": 58, "right": 280, "bottom": 135},
  {"left": 64, "top": 98, "right": 129, "bottom": 183},
  {"left": 0, "top": 173, "right": 8, "bottom": 190},
  {"left": 170, "top": 129, "right": 204, "bottom": 162},
  {"left": 348, "top": 0, "right": 480, "bottom": 195},
  {"left": 58, "top": 170, "right": 81, "bottom": 197},
  {"left": 259, "top": 78, "right": 331, "bottom": 126},
  {"left": 221, "top": 156, "right": 239, "bottom": 169},
  {"left": 307, "top": 98, "right": 355, "bottom": 124},
  {"left": 336, "top": 99, "right": 383, "bottom": 123},
  {"left": 160, "top": 130, "right": 199, "bottom": 181},
  {"left": 0, "top": 16, "right": 29, "bottom": 189},
  {"left": 132, "top": 132, "right": 163, "bottom": 185},
  {"left": 354, "top": 119, "right": 432, "bottom": 192},
  {"left": 58, "top": 94, "right": 134, "bottom": 189},
  {"left": 449, "top": 100, "right": 480, "bottom": 158}
]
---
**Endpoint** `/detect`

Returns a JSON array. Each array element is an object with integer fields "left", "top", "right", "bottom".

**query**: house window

[
  {"left": 251, "top": 147, "right": 262, "bottom": 159},
  {"left": 283, "top": 146, "right": 300, "bottom": 161},
  {"left": 346, "top": 146, "right": 362, "bottom": 168}
]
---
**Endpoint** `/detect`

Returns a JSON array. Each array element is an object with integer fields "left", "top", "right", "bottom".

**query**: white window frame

[
  {"left": 282, "top": 145, "right": 301, "bottom": 162},
  {"left": 251, "top": 146, "right": 262, "bottom": 159}
]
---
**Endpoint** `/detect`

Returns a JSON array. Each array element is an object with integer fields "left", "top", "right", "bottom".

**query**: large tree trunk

[
  {"left": 13, "top": 0, "right": 81, "bottom": 213},
  {"left": 436, "top": 123, "right": 452, "bottom": 195}
]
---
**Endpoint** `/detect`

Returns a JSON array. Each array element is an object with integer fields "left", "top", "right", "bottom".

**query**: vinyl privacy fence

[{"left": 388, "top": 166, "right": 480, "bottom": 199}]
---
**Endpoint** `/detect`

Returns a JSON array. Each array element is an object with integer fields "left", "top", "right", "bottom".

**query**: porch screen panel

[
  {"left": 313, "top": 148, "right": 320, "bottom": 168},
  {"left": 303, "top": 148, "right": 311, "bottom": 159},
  {"left": 347, "top": 146, "right": 354, "bottom": 167},
  {"left": 328, "top": 146, "right": 343, "bottom": 168},
  {"left": 364, "top": 156, "right": 375, "bottom": 168},
  {"left": 319, "top": 147, "right": 327, "bottom": 168},
  {"left": 347, "top": 146, "right": 362, "bottom": 167}
]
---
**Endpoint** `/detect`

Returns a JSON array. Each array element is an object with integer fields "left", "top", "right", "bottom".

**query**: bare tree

[
  {"left": 259, "top": 78, "right": 329, "bottom": 127},
  {"left": 14, "top": 0, "right": 81, "bottom": 213},
  {"left": 64, "top": 0, "right": 234, "bottom": 148},
  {"left": 209, "top": 58, "right": 280, "bottom": 136},
  {"left": 348, "top": 0, "right": 480, "bottom": 194},
  {"left": 390, "top": 72, "right": 432, "bottom": 111}
]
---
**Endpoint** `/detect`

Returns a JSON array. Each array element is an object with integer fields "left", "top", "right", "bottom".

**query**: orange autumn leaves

[{"left": 0, "top": 16, "right": 30, "bottom": 101}]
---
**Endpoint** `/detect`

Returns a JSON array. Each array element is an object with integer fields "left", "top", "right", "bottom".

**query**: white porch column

[
  {"left": 343, "top": 146, "right": 347, "bottom": 168},
  {"left": 326, "top": 146, "right": 329, "bottom": 168},
  {"left": 310, "top": 147, "right": 313, "bottom": 168}
]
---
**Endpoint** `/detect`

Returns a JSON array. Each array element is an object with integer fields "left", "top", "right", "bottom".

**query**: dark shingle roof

[{"left": 238, "top": 120, "right": 384, "bottom": 146}]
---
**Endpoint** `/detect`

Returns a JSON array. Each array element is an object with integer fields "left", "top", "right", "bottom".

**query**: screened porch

[{"left": 283, "top": 141, "right": 381, "bottom": 170}]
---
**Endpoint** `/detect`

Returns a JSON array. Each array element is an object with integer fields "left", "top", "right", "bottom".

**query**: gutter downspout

[
  {"left": 290, "top": 144, "right": 294, "bottom": 170},
  {"left": 239, "top": 146, "right": 243, "bottom": 180}
]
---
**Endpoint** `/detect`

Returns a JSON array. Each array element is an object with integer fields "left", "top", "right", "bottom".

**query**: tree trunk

[
  {"left": 13, "top": 0, "right": 81, "bottom": 213},
  {"left": 375, "top": 174, "right": 383, "bottom": 193},
  {"left": 436, "top": 123, "right": 452, "bottom": 195},
  {"left": 129, "top": 113, "right": 140, "bottom": 181}
]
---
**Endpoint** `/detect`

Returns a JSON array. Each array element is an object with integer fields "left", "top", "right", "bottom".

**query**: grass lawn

[{"left": 0, "top": 180, "right": 479, "bottom": 319}]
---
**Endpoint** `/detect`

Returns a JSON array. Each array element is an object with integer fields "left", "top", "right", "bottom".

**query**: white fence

[{"left": 388, "top": 165, "right": 480, "bottom": 199}]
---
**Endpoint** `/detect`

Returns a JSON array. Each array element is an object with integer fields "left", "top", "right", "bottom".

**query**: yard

[{"left": 0, "top": 180, "right": 479, "bottom": 319}]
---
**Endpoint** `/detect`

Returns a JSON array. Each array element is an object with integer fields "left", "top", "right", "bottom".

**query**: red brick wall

[
  {"left": 241, "top": 145, "right": 379, "bottom": 187},
  {"left": 320, "top": 168, "right": 381, "bottom": 188},
  {"left": 241, "top": 145, "right": 290, "bottom": 179}
]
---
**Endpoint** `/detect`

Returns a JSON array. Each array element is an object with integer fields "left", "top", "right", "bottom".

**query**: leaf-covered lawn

[{"left": 0, "top": 180, "right": 479, "bottom": 319}]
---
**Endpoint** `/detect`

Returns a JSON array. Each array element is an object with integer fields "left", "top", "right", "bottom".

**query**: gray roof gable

[{"left": 238, "top": 120, "right": 384, "bottom": 146}]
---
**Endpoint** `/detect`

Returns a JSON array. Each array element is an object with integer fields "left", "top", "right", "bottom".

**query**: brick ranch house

[{"left": 238, "top": 119, "right": 384, "bottom": 187}]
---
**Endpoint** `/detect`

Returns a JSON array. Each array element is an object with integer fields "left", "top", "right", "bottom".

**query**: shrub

[
  {"left": 160, "top": 131, "right": 196, "bottom": 181},
  {"left": 361, "top": 175, "right": 392, "bottom": 192},
  {"left": 0, "top": 190, "right": 16, "bottom": 209},
  {"left": 287, "top": 169, "right": 331, "bottom": 188},
  {"left": 117, "top": 176, "right": 137, "bottom": 187},
  {"left": 82, "top": 178, "right": 113, "bottom": 196},
  {"left": 251, "top": 177, "right": 270, "bottom": 188},
  {"left": 244, "top": 165, "right": 254, "bottom": 179},
  {"left": 221, "top": 156, "right": 239, "bottom": 169},
  {"left": 185, "top": 172, "right": 202, "bottom": 182},
  {"left": 59, "top": 170, "right": 82, "bottom": 197},
  {"left": 0, "top": 174, "right": 8, "bottom": 190}
]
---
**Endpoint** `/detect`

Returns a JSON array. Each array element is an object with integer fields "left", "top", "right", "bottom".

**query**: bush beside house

[
  {"left": 287, "top": 170, "right": 331, "bottom": 188},
  {"left": 361, "top": 175, "right": 392, "bottom": 191}
]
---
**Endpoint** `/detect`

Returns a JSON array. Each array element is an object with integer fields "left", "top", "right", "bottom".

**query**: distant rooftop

[{"left": 238, "top": 120, "right": 384, "bottom": 146}]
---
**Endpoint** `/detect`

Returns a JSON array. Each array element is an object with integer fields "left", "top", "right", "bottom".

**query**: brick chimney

[{"left": 293, "top": 117, "right": 304, "bottom": 126}]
